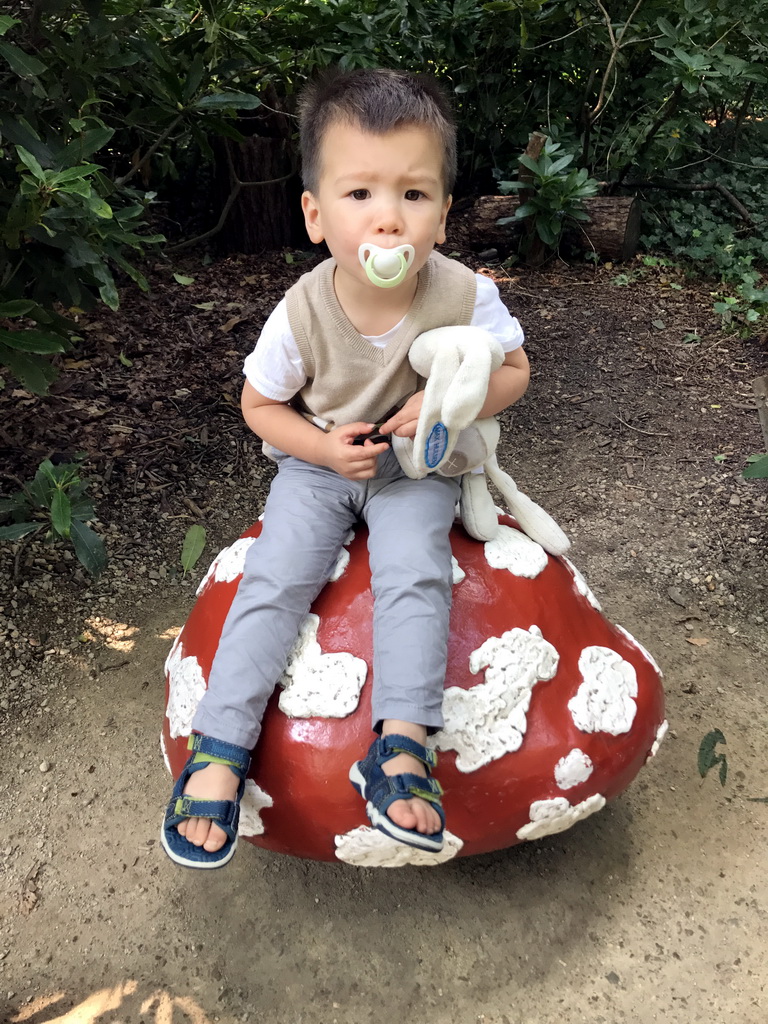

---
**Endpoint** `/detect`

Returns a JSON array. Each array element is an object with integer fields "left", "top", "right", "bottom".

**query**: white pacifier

[{"left": 358, "top": 242, "right": 415, "bottom": 288}]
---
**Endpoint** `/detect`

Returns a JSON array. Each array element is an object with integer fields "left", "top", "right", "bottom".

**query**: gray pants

[{"left": 191, "top": 449, "right": 461, "bottom": 749}]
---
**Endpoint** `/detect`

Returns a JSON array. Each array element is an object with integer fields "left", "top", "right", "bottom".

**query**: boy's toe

[{"left": 203, "top": 827, "right": 227, "bottom": 852}]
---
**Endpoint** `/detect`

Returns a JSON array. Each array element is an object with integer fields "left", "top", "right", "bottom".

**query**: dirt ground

[{"left": 1, "top": 241, "right": 766, "bottom": 1024}]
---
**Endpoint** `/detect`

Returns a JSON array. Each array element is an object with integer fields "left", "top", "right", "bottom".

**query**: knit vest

[{"left": 284, "top": 250, "right": 477, "bottom": 430}]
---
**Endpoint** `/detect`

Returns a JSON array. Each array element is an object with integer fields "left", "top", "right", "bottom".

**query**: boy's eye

[
  {"left": 405, "top": 189, "right": 425, "bottom": 201},
  {"left": 350, "top": 189, "right": 369, "bottom": 200}
]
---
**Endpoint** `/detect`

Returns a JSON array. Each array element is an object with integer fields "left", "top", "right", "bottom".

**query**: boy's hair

[{"left": 299, "top": 67, "right": 457, "bottom": 197}]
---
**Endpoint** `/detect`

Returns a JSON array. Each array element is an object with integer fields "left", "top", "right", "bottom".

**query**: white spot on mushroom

[
  {"left": 196, "top": 536, "right": 257, "bottom": 594},
  {"left": 329, "top": 530, "right": 356, "bottom": 582},
  {"left": 554, "top": 748, "right": 594, "bottom": 790},
  {"left": 159, "top": 729, "right": 171, "bottom": 774},
  {"left": 568, "top": 646, "right": 638, "bottom": 735},
  {"left": 334, "top": 826, "right": 463, "bottom": 866},
  {"left": 433, "top": 626, "right": 559, "bottom": 772},
  {"left": 165, "top": 636, "right": 207, "bottom": 738},
  {"left": 484, "top": 525, "right": 548, "bottom": 578},
  {"left": 516, "top": 794, "right": 606, "bottom": 841},
  {"left": 451, "top": 556, "right": 466, "bottom": 584},
  {"left": 237, "top": 780, "right": 274, "bottom": 836},
  {"left": 564, "top": 557, "right": 602, "bottom": 610},
  {"left": 278, "top": 613, "right": 367, "bottom": 718},
  {"left": 648, "top": 719, "right": 669, "bottom": 760},
  {"left": 615, "top": 624, "right": 663, "bottom": 676}
]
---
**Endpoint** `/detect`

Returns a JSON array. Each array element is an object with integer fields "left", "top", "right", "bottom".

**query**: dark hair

[{"left": 298, "top": 68, "right": 457, "bottom": 196}]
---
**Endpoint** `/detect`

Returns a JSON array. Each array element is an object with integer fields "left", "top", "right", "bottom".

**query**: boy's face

[{"left": 301, "top": 119, "right": 451, "bottom": 295}]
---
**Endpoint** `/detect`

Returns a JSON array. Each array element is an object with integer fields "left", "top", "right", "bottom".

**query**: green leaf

[
  {"left": 0, "top": 494, "right": 27, "bottom": 517},
  {"left": 0, "top": 328, "right": 67, "bottom": 354},
  {"left": 173, "top": 273, "right": 195, "bottom": 285},
  {"left": 50, "top": 489, "right": 72, "bottom": 539},
  {"left": 181, "top": 524, "right": 206, "bottom": 575},
  {"left": 0, "top": 300, "right": 36, "bottom": 317},
  {"left": 194, "top": 92, "right": 262, "bottom": 111},
  {"left": 0, "top": 39, "right": 47, "bottom": 77},
  {"left": 61, "top": 127, "right": 115, "bottom": 162},
  {"left": 743, "top": 453, "right": 768, "bottom": 479},
  {"left": 698, "top": 729, "right": 727, "bottom": 786},
  {"left": 0, "top": 521, "right": 40, "bottom": 541},
  {"left": 118, "top": 351, "right": 133, "bottom": 367},
  {"left": 70, "top": 519, "right": 106, "bottom": 578},
  {"left": 15, "top": 145, "right": 46, "bottom": 181},
  {"left": 518, "top": 154, "right": 541, "bottom": 175},
  {"left": 183, "top": 51, "right": 205, "bottom": 103},
  {"left": 0, "top": 16, "right": 21, "bottom": 36},
  {"left": 50, "top": 163, "right": 102, "bottom": 184},
  {"left": 86, "top": 194, "right": 113, "bottom": 219},
  {"left": 0, "top": 346, "right": 58, "bottom": 394}
]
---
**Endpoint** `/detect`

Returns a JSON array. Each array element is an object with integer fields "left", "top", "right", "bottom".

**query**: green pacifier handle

[{"left": 359, "top": 244, "right": 415, "bottom": 288}]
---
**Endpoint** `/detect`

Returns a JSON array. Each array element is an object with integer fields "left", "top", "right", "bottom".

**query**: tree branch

[
  {"left": 589, "top": 0, "right": 646, "bottom": 124},
  {"left": 624, "top": 178, "right": 755, "bottom": 225},
  {"left": 164, "top": 144, "right": 297, "bottom": 254},
  {"left": 115, "top": 113, "right": 185, "bottom": 188}
]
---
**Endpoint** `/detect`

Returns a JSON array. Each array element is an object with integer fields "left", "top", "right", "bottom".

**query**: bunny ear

[
  {"left": 407, "top": 327, "right": 504, "bottom": 476},
  {"left": 410, "top": 343, "right": 461, "bottom": 475},
  {"left": 460, "top": 471, "right": 500, "bottom": 541},
  {"left": 485, "top": 456, "right": 571, "bottom": 556},
  {"left": 390, "top": 434, "right": 424, "bottom": 479}
]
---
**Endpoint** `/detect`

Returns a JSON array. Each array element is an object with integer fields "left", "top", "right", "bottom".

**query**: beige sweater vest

[{"left": 284, "top": 250, "right": 477, "bottom": 430}]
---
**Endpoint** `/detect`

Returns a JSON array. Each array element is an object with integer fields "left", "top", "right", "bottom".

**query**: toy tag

[{"left": 424, "top": 422, "right": 448, "bottom": 469}]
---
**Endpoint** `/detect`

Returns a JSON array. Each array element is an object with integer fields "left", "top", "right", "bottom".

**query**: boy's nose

[{"left": 373, "top": 201, "right": 404, "bottom": 235}]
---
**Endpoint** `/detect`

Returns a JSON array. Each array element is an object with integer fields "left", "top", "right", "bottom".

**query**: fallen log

[{"left": 470, "top": 194, "right": 642, "bottom": 262}]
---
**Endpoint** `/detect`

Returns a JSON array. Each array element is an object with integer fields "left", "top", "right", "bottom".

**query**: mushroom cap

[{"left": 163, "top": 515, "right": 665, "bottom": 863}]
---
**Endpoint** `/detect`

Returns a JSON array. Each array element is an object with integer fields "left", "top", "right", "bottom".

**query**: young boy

[{"left": 162, "top": 68, "right": 530, "bottom": 868}]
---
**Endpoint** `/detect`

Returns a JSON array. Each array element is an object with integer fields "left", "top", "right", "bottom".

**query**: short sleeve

[
  {"left": 242, "top": 298, "right": 307, "bottom": 401},
  {"left": 471, "top": 274, "right": 525, "bottom": 352}
]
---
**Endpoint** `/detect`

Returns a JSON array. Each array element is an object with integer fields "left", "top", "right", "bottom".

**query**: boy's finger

[{"left": 339, "top": 421, "right": 376, "bottom": 441}]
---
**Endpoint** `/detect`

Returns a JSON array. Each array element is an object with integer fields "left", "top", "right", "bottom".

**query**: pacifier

[{"left": 358, "top": 242, "right": 415, "bottom": 288}]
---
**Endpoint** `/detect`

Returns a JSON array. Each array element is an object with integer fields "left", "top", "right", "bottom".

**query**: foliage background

[{"left": 2, "top": 0, "right": 767, "bottom": 562}]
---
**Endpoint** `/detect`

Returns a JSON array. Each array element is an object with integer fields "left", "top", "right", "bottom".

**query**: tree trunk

[
  {"left": 214, "top": 85, "right": 303, "bottom": 253},
  {"left": 217, "top": 135, "right": 298, "bottom": 252},
  {"left": 470, "top": 194, "right": 642, "bottom": 261},
  {"left": 753, "top": 376, "right": 768, "bottom": 450}
]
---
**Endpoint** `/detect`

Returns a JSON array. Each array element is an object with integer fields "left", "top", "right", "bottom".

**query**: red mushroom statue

[{"left": 162, "top": 514, "right": 666, "bottom": 866}]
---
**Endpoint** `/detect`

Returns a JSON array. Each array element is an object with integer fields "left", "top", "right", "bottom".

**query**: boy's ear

[
  {"left": 435, "top": 194, "right": 452, "bottom": 246},
  {"left": 301, "top": 191, "right": 324, "bottom": 243}
]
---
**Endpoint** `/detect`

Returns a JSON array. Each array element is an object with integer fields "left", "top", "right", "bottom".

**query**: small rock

[{"left": 39, "top": 761, "right": 51, "bottom": 773}]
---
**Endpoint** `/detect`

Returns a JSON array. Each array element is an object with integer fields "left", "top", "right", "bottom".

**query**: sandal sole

[
  {"left": 160, "top": 818, "right": 238, "bottom": 869},
  {"left": 366, "top": 802, "right": 445, "bottom": 852},
  {"left": 350, "top": 761, "right": 445, "bottom": 852}
]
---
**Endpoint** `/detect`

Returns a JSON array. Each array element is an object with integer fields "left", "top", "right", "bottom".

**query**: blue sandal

[
  {"left": 349, "top": 734, "right": 445, "bottom": 852},
  {"left": 161, "top": 734, "right": 250, "bottom": 869}
]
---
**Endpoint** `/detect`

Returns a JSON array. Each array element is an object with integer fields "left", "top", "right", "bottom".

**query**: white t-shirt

[{"left": 244, "top": 272, "right": 524, "bottom": 400}]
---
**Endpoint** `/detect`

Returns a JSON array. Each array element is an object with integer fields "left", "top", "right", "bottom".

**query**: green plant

[
  {"left": 497, "top": 141, "right": 599, "bottom": 254},
  {"left": 743, "top": 453, "right": 768, "bottom": 479},
  {"left": 698, "top": 728, "right": 727, "bottom": 786},
  {"left": 0, "top": 457, "right": 106, "bottom": 577},
  {"left": 181, "top": 524, "right": 206, "bottom": 576},
  {"left": 713, "top": 274, "right": 768, "bottom": 335}
]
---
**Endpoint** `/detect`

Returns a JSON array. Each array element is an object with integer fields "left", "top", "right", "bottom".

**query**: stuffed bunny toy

[{"left": 390, "top": 326, "right": 570, "bottom": 555}]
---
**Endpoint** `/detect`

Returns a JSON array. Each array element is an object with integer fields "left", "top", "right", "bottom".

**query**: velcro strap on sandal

[
  {"left": 187, "top": 733, "right": 250, "bottom": 774},
  {"left": 379, "top": 733, "right": 437, "bottom": 771},
  {"left": 382, "top": 772, "right": 444, "bottom": 805},
  {"left": 169, "top": 795, "right": 240, "bottom": 833}
]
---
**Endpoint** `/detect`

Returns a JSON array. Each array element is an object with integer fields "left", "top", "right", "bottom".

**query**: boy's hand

[
  {"left": 321, "top": 422, "right": 389, "bottom": 479},
  {"left": 379, "top": 391, "right": 424, "bottom": 440}
]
